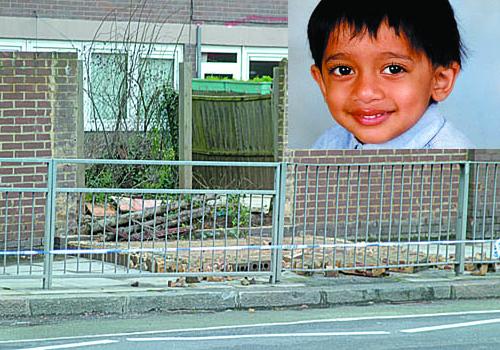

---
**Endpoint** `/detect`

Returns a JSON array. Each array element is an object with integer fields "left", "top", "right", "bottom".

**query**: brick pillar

[
  {"left": 272, "top": 58, "right": 288, "bottom": 162},
  {"left": 0, "top": 51, "right": 80, "bottom": 247}
]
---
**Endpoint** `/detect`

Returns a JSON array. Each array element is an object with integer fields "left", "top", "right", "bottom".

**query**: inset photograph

[{"left": 289, "top": 0, "right": 500, "bottom": 149}]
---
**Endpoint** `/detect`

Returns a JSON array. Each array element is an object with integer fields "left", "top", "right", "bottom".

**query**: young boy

[{"left": 308, "top": 0, "right": 474, "bottom": 149}]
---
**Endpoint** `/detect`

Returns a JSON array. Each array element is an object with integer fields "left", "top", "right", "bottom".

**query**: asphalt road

[{"left": 1, "top": 300, "right": 499, "bottom": 350}]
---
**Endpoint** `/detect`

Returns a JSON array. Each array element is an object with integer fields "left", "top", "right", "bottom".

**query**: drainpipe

[{"left": 196, "top": 24, "right": 202, "bottom": 78}]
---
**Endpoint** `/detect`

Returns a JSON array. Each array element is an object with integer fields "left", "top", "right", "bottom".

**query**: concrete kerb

[{"left": 1, "top": 277, "right": 500, "bottom": 318}]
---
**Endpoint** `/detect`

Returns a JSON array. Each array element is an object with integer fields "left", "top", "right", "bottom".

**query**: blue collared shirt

[{"left": 312, "top": 105, "right": 474, "bottom": 149}]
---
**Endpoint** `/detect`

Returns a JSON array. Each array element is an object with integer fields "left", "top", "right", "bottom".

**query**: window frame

[
  {"left": 200, "top": 45, "right": 242, "bottom": 80},
  {"left": 242, "top": 47, "right": 288, "bottom": 80}
]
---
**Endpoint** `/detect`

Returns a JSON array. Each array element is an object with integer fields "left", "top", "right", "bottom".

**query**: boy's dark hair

[{"left": 308, "top": 0, "right": 466, "bottom": 70}]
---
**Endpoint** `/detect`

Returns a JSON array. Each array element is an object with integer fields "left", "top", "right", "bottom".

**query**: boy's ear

[
  {"left": 431, "top": 62, "right": 460, "bottom": 102},
  {"left": 310, "top": 64, "right": 327, "bottom": 98}
]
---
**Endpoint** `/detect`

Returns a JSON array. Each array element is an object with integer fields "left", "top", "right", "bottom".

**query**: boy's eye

[
  {"left": 331, "top": 66, "right": 353, "bottom": 76},
  {"left": 383, "top": 65, "right": 405, "bottom": 74}
]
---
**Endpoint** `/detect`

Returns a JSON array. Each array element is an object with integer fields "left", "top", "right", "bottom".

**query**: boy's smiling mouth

[{"left": 350, "top": 109, "right": 394, "bottom": 126}]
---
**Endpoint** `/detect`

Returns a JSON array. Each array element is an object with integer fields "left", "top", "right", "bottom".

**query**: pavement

[{"left": 1, "top": 258, "right": 499, "bottom": 318}]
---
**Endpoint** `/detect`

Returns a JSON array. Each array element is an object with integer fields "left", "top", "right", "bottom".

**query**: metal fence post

[
  {"left": 42, "top": 159, "right": 57, "bottom": 289},
  {"left": 455, "top": 162, "right": 470, "bottom": 275},
  {"left": 271, "top": 162, "right": 287, "bottom": 284},
  {"left": 179, "top": 62, "right": 193, "bottom": 189}
]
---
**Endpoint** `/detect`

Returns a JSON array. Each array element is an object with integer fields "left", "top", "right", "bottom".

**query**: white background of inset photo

[{"left": 288, "top": 0, "right": 500, "bottom": 148}]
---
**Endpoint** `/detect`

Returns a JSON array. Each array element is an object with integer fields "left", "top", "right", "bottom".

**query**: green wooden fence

[{"left": 192, "top": 94, "right": 274, "bottom": 189}]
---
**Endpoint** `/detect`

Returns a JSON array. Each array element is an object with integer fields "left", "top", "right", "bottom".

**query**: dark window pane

[{"left": 203, "top": 52, "right": 237, "bottom": 63}]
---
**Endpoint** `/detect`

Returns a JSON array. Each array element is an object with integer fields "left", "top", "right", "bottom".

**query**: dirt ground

[{"left": 67, "top": 235, "right": 497, "bottom": 276}]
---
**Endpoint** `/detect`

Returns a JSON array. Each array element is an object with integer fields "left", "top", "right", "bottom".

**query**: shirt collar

[{"left": 348, "top": 105, "right": 445, "bottom": 149}]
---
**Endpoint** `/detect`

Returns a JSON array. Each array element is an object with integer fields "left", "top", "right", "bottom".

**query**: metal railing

[
  {"left": 0, "top": 158, "right": 498, "bottom": 289},
  {"left": 0, "top": 158, "right": 284, "bottom": 288},
  {"left": 283, "top": 161, "right": 499, "bottom": 276}
]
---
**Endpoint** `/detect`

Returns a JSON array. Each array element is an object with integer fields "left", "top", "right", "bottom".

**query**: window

[
  {"left": 200, "top": 46, "right": 241, "bottom": 80},
  {"left": 84, "top": 44, "right": 179, "bottom": 131},
  {"left": 87, "top": 53, "right": 128, "bottom": 131},
  {"left": 242, "top": 47, "right": 287, "bottom": 81},
  {"left": 249, "top": 61, "right": 280, "bottom": 79},
  {"left": 0, "top": 39, "right": 181, "bottom": 131},
  {"left": 136, "top": 57, "right": 175, "bottom": 130},
  {"left": 0, "top": 39, "right": 24, "bottom": 51},
  {"left": 200, "top": 46, "right": 288, "bottom": 81}
]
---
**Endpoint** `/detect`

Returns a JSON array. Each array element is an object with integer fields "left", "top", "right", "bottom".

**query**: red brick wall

[
  {"left": 0, "top": 1, "right": 288, "bottom": 25},
  {"left": 0, "top": 52, "right": 79, "bottom": 249}
]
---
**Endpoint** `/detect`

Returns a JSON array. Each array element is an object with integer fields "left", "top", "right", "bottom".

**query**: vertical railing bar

[
  {"left": 272, "top": 162, "right": 287, "bottom": 283},
  {"left": 407, "top": 165, "right": 415, "bottom": 266},
  {"left": 258, "top": 194, "right": 264, "bottom": 272},
  {"left": 343, "top": 166, "right": 351, "bottom": 268},
  {"left": 163, "top": 197, "right": 170, "bottom": 274},
  {"left": 63, "top": 192, "right": 70, "bottom": 273},
  {"left": 223, "top": 194, "right": 229, "bottom": 273},
  {"left": 455, "top": 162, "right": 470, "bottom": 275},
  {"left": 322, "top": 166, "right": 331, "bottom": 270},
  {"left": 481, "top": 164, "right": 489, "bottom": 260},
  {"left": 333, "top": 166, "right": 341, "bottom": 269},
  {"left": 126, "top": 195, "right": 133, "bottom": 273},
  {"left": 16, "top": 192, "right": 22, "bottom": 275},
  {"left": 114, "top": 194, "right": 120, "bottom": 273},
  {"left": 471, "top": 163, "right": 480, "bottom": 262},
  {"left": 377, "top": 165, "right": 385, "bottom": 267},
  {"left": 101, "top": 193, "right": 107, "bottom": 274},
  {"left": 290, "top": 164, "right": 298, "bottom": 270},
  {"left": 139, "top": 193, "right": 146, "bottom": 273},
  {"left": 152, "top": 193, "right": 159, "bottom": 273},
  {"left": 301, "top": 165, "right": 309, "bottom": 269},
  {"left": 187, "top": 194, "right": 194, "bottom": 273},
  {"left": 290, "top": 164, "right": 298, "bottom": 269},
  {"left": 175, "top": 194, "right": 181, "bottom": 273},
  {"left": 235, "top": 193, "right": 241, "bottom": 273},
  {"left": 436, "top": 165, "right": 445, "bottom": 264},
  {"left": 76, "top": 192, "right": 84, "bottom": 272},
  {"left": 43, "top": 160, "right": 56, "bottom": 289},
  {"left": 246, "top": 194, "right": 252, "bottom": 272},
  {"left": 270, "top": 163, "right": 281, "bottom": 282},
  {"left": 489, "top": 164, "right": 498, "bottom": 260},
  {"left": 386, "top": 165, "right": 395, "bottom": 267},
  {"left": 199, "top": 194, "right": 207, "bottom": 273},
  {"left": 354, "top": 166, "right": 361, "bottom": 268},
  {"left": 29, "top": 192, "right": 35, "bottom": 275},
  {"left": 363, "top": 165, "right": 372, "bottom": 268},
  {"left": 311, "top": 166, "right": 320, "bottom": 269},
  {"left": 212, "top": 194, "right": 218, "bottom": 272},
  {"left": 426, "top": 164, "right": 435, "bottom": 263},
  {"left": 3, "top": 192, "right": 8, "bottom": 275},
  {"left": 89, "top": 193, "right": 96, "bottom": 273},
  {"left": 416, "top": 165, "right": 425, "bottom": 264},
  {"left": 445, "top": 164, "right": 454, "bottom": 262},
  {"left": 396, "top": 165, "right": 405, "bottom": 267}
]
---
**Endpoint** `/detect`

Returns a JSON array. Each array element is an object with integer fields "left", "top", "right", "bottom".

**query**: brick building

[{"left": 0, "top": 0, "right": 287, "bottom": 130}]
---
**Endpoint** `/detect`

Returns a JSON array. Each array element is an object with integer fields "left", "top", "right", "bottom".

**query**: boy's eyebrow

[
  {"left": 379, "top": 51, "right": 415, "bottom": 62},
  {"left": 324, "top": 53, "right": 350, "bottom": 63},
  {"left": 324, "top": 51, "right": 416, "bottom": 63}
]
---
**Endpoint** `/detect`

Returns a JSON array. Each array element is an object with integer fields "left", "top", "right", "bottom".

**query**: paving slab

[{"left": 1, "top": 259, "right": 499, "bottom": 318}]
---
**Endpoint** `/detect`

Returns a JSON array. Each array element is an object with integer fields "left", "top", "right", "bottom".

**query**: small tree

[{"left": 83, "top": 0, "right": 183, "bottom": 189}]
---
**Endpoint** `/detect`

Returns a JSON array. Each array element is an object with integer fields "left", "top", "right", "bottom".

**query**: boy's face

[{"left": 311, "top": 23, "right": 459, "bottom": 144}]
